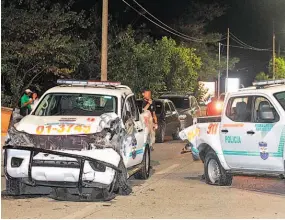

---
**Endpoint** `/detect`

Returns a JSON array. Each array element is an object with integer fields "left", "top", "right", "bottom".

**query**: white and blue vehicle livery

[
  {"left": 180, "top": 80, "right": 285, "bottom": 186},
  {"left": 4, "top": 80, "right": 153, "bottom": 200}
]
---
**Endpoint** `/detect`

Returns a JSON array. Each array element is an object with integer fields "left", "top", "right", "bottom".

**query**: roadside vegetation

[{"left": 1, "top": 0, "right": 239, "bottom": 107}]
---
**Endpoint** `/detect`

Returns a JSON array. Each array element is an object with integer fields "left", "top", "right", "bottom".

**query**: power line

[
  {"left": 221, "top": 43, "right": 285, "bottom": 53},
  {"left": 230, "top": 32, "right": 270, "bottom": 51},
  {"left": 123, "top": 0, "right": 225, "bottom": 44},
  {"left": 121, "top": 0, "right": 203, "bottom": 42},
  {"left": 131, "top": 0, "right": 203, "bottom": 42}
]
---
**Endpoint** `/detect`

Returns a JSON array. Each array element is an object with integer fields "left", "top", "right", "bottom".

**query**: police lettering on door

[{"left": 225, "top": 136, "right": 241, "bottom": 144}]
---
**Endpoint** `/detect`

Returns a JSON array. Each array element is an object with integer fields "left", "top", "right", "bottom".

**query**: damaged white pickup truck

[
  {"left": 180, "top": 80, "right": 285, "bottom": 186},
  {"left": 4, "top": 80, "right": 154, "bottom": 201}
]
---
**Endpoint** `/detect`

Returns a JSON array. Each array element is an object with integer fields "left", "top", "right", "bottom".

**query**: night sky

[{"left": 82, "top": 0, "right": 285, "bottom": 86}]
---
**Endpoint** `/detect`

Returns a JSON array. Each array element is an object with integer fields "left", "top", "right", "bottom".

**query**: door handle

[
  {"left": 247, "top": 130, "right": 255, "bottom": 135},
  {"left": 221, "top": 129, "right": 228, "bottom": 133}
]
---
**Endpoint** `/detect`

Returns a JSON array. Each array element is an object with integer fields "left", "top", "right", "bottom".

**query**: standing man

[
  {"left": 20, "top": 89, "right": 34, "bottom": 116},
  {"left": 142, "top": 89, "right": 158, "bottom": 128},
  {"left": 142, "top": 89, "right": 157, "bottom": 150},
  {"left": 31, "top": 92, "right": 40, "bottom": 110}
]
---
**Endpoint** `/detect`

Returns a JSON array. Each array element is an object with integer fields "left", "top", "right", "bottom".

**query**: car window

[
  {"left": 34, "top": 93, "right": 117, "bottom": 116},
  {"left": 125, "top": 95, "right": 139, "bottom": 121},
  {"left": 155, "top": 101, "right": 162, "bottom": 114},
  {"left": 136, "top": 100, "right": 143, "bottom": 113},
  {"left": 162, "top": 96, "right": 190, "bottom": 109},
  {"left": 168, "top": 102, "right": 176, "bottom": 111},
  {"left": 226, "top": 96, "right": 252, "bottom": 122},
  {"left": 165, "top": 102, "right": 171, "bottom": 112},
  {"left": 274, "top": 91, "right": 285, "bottom": 111},
  {"left": 253, "top": 96, "right": 279, "bottom": 123}
]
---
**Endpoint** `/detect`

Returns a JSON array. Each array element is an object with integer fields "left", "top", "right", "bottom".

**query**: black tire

[
  {"left": 113, "top": 160, "right": 132, "bottom": 195},
  {"left": 134, "top": 146, "right": 150, "bottom": 180},
  {"left": 6, "top": 178, "right": 22, "bottom": 196},
  {"left": 156, "top": 123, "right": 165, "bottom": 143},
  {"left": 204, "top": 151, "right": 233, "bottom": 186},
  {"left": 172, "top": 127, "right": 180, "bottom": 140}
]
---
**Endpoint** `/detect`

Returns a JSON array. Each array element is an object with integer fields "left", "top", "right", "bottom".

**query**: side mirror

[{"left": 259, "top": 108, "right": 275, "bottom": 121}]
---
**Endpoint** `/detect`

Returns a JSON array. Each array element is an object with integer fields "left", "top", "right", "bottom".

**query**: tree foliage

[
  {"left": 1, "top": 0, "right": 240, "bottom": 107},
  {"left": 170, "top": 1, "right": 239, "bottom": 81},
  {"left": 1, "top": 1, "right": 90, "bottom": 107},
  {"left": 255, "top": 72, "right": 270, "bottom": 81},
  {"left": 108, "top": 28, "right": 201, "bottom": 97},
  {"left": 269, "top": 57, "right": 285, "bottom": 79}
]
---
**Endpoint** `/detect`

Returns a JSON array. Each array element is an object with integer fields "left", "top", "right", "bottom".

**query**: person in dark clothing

[
  {"left": 142, "top": 89, "right": 157, "bottom": 151},
  {"left": 142, "top": 89, "right": 158, "bottom": 128}
]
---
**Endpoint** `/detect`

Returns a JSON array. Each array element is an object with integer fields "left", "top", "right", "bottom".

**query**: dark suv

[
  {"left": 159, "top": 93, "right": 201, "bottom": 129},
  {"left": 136, "top": 99, "right": 181, "bottom": 143}
]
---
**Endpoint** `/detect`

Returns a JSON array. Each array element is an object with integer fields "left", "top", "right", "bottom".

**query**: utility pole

[
  {"left": 278, "top": 41, "right": 280, "bottom": 57},
  {"left": 273, "top": 30, "right": 276, "bottom": 79},
  {"left": 218, "top": 42, "right": 221, "bottom": 97},
  {"left": 226, "top": 28, "right": 230, "bottom": 93},
  {"left": 101, "top": 0, "right": 108, "bottom": 81}
]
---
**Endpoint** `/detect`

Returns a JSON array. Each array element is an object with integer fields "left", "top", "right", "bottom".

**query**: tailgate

[{"left": 179, "top": 121, "right": 221, "bottom": 156}]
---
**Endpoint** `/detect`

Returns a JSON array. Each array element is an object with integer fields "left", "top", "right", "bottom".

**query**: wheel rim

[
  {"left": 208, "top": 159, "right": 220, "bottom": 183},
  {"left": 145, "top": 150, "right": 150, "bottom": 174}
]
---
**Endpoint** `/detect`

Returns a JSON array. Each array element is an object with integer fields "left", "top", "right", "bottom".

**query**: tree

[
  {"left": 1, "top": 1, "right": 90, "bottom": 107},
  {"left": 255, "top": 72, "right": 270, "bottom": 81},
  {"left": 154, "top": 37, "right": 201, "bottom": 93},
  {"left": 169, "top": 1, "right": 239, "bottom": 81},
  {"left": 269, "top": 57, "right": 285, "bottom": 79},
  {"left": 107, "top": 28, "right": 201, "bottom": 97}
]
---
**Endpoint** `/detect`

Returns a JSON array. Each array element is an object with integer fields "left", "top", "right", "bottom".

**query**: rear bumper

[{"left": 3, "top": 145, "right": 122, "bottom": 189}]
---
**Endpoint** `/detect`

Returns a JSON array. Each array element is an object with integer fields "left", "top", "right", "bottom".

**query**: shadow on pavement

[
  {"left": 232, "top": 176, "right": 285, "bottom": 196},
  {"left": 1, "top": 190, "right": 47, "bottom": 200}
]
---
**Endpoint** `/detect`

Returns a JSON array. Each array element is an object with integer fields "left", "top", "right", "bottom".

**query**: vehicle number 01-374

[{"left": 36, "top": 124, "right": 91, "bottom": 134}]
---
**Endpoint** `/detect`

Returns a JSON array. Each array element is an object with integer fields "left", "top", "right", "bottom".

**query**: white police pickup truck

[
  {"left": 179, "top": 79, "right": 285, "bottom": 186},
  {"left": 4, "top": 80, "right": 153, "bottom": 201}
]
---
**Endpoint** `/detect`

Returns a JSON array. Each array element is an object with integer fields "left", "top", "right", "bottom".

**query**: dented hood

[{"left": 15, "top": 113, "right": 121, "bottom": 135}]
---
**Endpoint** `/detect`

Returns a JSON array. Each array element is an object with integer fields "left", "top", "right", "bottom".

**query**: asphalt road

[{"left": 1, "top": 138, "right": 285, "bottom": 219}]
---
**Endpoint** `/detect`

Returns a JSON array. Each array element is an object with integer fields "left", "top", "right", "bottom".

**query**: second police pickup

[{"left": 179, "top": 79, "right": 285, "bottom": 186}]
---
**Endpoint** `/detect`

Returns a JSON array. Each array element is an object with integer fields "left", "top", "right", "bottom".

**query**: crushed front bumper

[{"left": 4, "top": 145, "right": 122, "bottom": 191}]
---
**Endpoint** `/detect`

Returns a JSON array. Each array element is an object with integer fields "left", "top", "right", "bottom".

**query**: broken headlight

[
  {"left": 6, "top": 126, "right": 34, "bottom": 147},
  {"left": 89, "top": 161, "right": 106, "bottom": 172}
]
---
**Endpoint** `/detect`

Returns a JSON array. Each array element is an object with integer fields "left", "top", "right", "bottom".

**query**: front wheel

[
  {"left": 156, "top": 123, "right": 165, "bottom": 143},
  {"left": 172, "top": 127, "right": 180, "bottom": 140},
  {"left": 134, "top": 146, "right": 150, "bottom": 180},
  {"left": 204, "top": 151, "right": 232, "bottom": 186}
]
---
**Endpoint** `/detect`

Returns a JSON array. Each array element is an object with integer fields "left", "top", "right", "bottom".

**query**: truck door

[
  {"left": 169, "top": 101, "right": 180, "bottom": 131},
  {"left": 122, "top": 94, "right": 145, "bottom": 168},
  {"left": 220, "top": 95, "right": 256, "bottom": 169},
  {"left": 164, "top": 101, "right": 173, "bottom": 135},
  {"left": 248, "top": 95, "right": 284, "bottom": 171}
]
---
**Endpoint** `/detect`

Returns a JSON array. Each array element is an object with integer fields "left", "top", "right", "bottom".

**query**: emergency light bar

[
  {"left": 57, "top": 79, "right": 121, "bottom": 86},
  {"left": 253, "top": 79, "right": 285, "bottom": 87}
]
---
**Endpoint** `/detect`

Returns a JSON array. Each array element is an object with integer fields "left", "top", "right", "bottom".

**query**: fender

[{"left": 179, "top": 122, "right": 231, "bottom": 170}]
